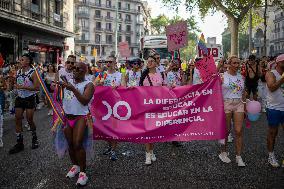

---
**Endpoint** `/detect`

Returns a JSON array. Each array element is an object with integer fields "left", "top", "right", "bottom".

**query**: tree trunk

[
  {"left": 263, "top": 0, "right": 268, "bottom": 56},
  {"left": 230, "top": 17, "right": 239, "bottom": 56}
]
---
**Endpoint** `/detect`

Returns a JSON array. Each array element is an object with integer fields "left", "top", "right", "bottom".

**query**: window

[
  {"left": 32, "top": 0, "right": 39, "bottom": 4},
  {"left": 55, "top": 0, "right": 61, "bottom": 14},
  {"left": 81, "top": 46, "right": 86, "bottom": 54},
  {"left": 127, "top": 3, "right": 130, "bottom": 10},
  {"left": 118, "top": 24, "right": 122, "bottom": 31},
  {"left": 95, "top": 34, "right": 101, "bottom": 43},
  {"left": 106, "top": 35, "right": 112, "bottom": 43},
  {"left": 96, "top": 22, "right": 102, "bottom": 29},
  {"left": 81, "top": 32, "right": 89, "bottom": 40},
  {"left": 78, "top": 6, "right": 88, "bottom": 14},
  {"left": 106, "top": 23, "right": 112, "bottom": 31},
  {"left": 106, "top": 0, "right": 111, "bottom": 7},
  {"left": 126, "top": 14, "right": 131, "bottom": 21},
  {"left": 118, "top": 35, "right": 122, "bottom": 42},
  {"left": 118, "top": 13, "right": 122, "bottom": 19},
  {"left": 95, "top": 0, "right": 101, "bottom": 5},
  {"left": 79, "top": 19, "right": 88, "bottom": 27},
  {"left": 118, "top": 2, "right": 121, "bottom": 10},
  {"left": 138, "top": 6, "right": 141, "bottom": 12},
  {"left": 126, "top": 36, "right": 131, "bottom": 44},
  {"left": 107, "top": 12, "right": 111, "bottom": 18},
  {"left": 126, "top": 25, "right": 131, "bottom": 32},
  {"left": 95, "top": 10, "right": 101, "bottom": 17}
]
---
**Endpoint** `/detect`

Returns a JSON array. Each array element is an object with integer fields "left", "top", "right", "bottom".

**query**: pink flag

[
  {"left": 195, "top": 55, "right": 218, "bottom": 82},
  {"left": 91, "top": 76, "right": 226, "bottom": 143}
]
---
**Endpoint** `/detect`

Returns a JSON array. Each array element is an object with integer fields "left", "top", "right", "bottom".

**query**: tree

[
  {"left": 162, "top": 0, "right": 263, "bottom": 56},
  {"left": 150, "top": 15, "right": 169, "bottom": 34}
]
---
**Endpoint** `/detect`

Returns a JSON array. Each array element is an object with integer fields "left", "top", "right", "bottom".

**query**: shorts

[
  {"left": 224, "top": 99, "right": 245, "bottom": 114},
  {"left": 266, "top": 108, "right": 284, "bottom": 127},
  {"left": 15, "top": 95, "right": 36, "bottom": 110},
  {"left": 245, "top": 83, "right": 258, "bottom": 96}
]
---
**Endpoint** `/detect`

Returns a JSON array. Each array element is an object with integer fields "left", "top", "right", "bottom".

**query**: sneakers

[
  {"left": 103, "top": 147, "right": 112, "bottom": 155},
  {"left": 150, "top": 151, "right": 156, "bottom": 162},
  {"left": 218, "top": 152, "right": 231, "bottom": 163},
  {"left": 110, "top": 150, "right": 118, "bottom": 161},
  {"left": 0, "top": 139, "right": 3, "bottom": 148},
  {"left": 66, "top": 165, "right": 80, "bottom": 178},
  {"left": 145, "top": 152, "right": 152, "bottom": 165},
  {"left": 24, "top": 124, "right": 31, "bottom": 131},
  {"left": 9, "top": 143, "right": 24, "bottom": 154},
  {"left": 228, "top": 133, "right": 233, "bottom": 143},
  {"left": 31, "top": 136, "right": 39, "bottom": 149},
  {"left": 236, "top": 156, "right": 246, "bottom": 167},
  {"left": 76, "top": 172, "right": 88, "bottom": 186},
  {"left": 268, "top": 154, "right": 280, "bottom": 168}
]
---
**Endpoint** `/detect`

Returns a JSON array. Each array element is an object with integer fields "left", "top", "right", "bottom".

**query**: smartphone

[{"left": 60, "top": 75, "right": 68, "bottom": 83}]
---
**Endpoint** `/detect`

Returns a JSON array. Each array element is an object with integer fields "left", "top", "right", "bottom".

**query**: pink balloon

[{"left": 246, "top": 101, "right": 261, "bottom": 114}]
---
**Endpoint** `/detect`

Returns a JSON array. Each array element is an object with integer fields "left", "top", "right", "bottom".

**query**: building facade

[
  {"left": 75, "top": 0, "right": 151, "bottom": 61},
  {"left": 0, "top": 0, "right": 74, "bottom": 64},
  {"left": 271, "top": 8, "right": 284, "bottom": 56}
]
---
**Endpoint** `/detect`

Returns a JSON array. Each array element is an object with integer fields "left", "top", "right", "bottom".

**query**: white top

[
  {"left": 222, "top": 71, "right": 244, "bottom": 99},
  {"left": 63, "top": 80, "right": 91, "bottom": 115},
  {"left": 103, "top": 71, "right": 122, "bottom": 86},
  {"left": 59, "top": 68, "right": 73, "bottom": 82},
  {"left": 166, "top": 71, "right": 181, "bottom": 86},
  {"left": 127, "top": 70, "right": 141, "bottom": 87},
  {"left": 266, "top": 70, "right": 284, "bottom": 111},
  {"left": 16, "top": 68, "right": 37, "bottom": 98},
  {"left": 192, "top": 68, "right": 203, "bottom": 85},
  {"left": 85, "top": 74, "right": 95, "bottom": 82},
  {"left": 156, "top": 64, "right": 165, "bottom": 73}
]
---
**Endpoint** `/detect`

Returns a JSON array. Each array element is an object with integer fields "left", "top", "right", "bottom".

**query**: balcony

[
  {"left": 125, "top": 19, "right": 132, "bottom": 24},
  {"left": 81, "top": 26, "right": 90, "bottom": 31},
  {"left": 94, "top": 27, "right": 103, "bottom": 32},
  {"left": 77, "top": 12, "right": 90, "bottom": 18},
  {"left": 125, "top": 30, "right": 133, "bottom": 34},
  {"left": 94, "top": 15, "right": 103, "bottom": 20},
  {"left": 105, "top": 28, "right": 113, "bottom": 33},
  {"left": 105, "top": 16, "right": 113, "bottom": 21},
  {"left": 75, "top": 39, "right": 90, "bottom": 44},
  {"left": 0, "top": 0, "right": 73, "bottom": 37}
]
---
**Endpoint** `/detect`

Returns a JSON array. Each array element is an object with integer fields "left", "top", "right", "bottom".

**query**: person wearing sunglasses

[
  {"left": 55, "top": 55, "right": 76, "bottom": 83},
  {"left": 219, "top": 55, "right": 246, "bottom": 167},
  {"left": 125, "top": 58, "right": 143, "bottom": 87},
  {"left": 61, "top": 62, "right": 94, "bottom": 186},
  {"left": 154, "top": 53, "right": 165, "bottom": 81},
  {"left": 99, "top": 56, "right": 124, "bottom": 161},
  {"left": 9, "top": 54, "right": 40, "bottom": 154}
]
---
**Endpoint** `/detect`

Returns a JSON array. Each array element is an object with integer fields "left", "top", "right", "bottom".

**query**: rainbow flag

[
  {"left": 33, "top": 67, "right": 64, "bottom": 123},
  {"left": 198, "top": 33, "right": 208, "bottom": 55}
]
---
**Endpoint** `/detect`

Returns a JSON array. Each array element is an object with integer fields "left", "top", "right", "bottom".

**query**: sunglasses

[
  {"left": 156, "top": 57, "right": 160, "bottom": 59},
  {"left": 106, "top": 60, "right": 114, "bottom": 63},
  {"left": 66, "top": 61, "right": 75, "bottom": 65}
]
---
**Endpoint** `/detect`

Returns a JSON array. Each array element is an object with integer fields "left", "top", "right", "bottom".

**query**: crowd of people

[{"left": 0, "top": 51, "right": 283, "bottom": 186}]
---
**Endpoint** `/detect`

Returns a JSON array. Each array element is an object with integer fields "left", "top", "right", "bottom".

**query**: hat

[{"left": 276, "top": 54, "right": 284, "bottom": 63}]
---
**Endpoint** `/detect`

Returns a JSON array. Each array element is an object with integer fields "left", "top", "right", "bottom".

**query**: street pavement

[{"left": 0, "top": 107, "right": 283, "bottom": 189}]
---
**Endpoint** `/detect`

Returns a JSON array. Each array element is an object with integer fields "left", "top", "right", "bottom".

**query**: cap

[{"left": 276, "top": 54, "right": 284, "bottom": 63}]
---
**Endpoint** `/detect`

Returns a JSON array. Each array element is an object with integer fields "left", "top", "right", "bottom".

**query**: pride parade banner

[{"left": 91, "top": 76, "right": 226, "bottom": 143}]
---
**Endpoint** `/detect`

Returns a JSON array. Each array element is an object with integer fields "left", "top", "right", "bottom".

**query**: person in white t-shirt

[
  {"left": 154, "top": 53, "right": 165, "bottom": 80},
  {"left": 219, "top": 55, "right": 246, "bottom": 167},
  {"left": 125, "top": 58, "right": 142, "bottom": 87},
  {"left": 96, "top": 56, "right": 123, "bottom": 161}
]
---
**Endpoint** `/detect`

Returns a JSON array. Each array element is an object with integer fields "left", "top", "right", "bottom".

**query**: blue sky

[{"left": 146, "top": 0, "right": 227, "bottom": 44}]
